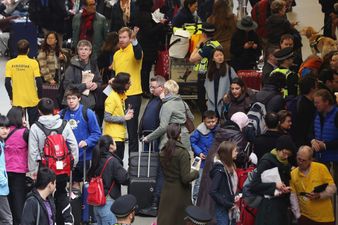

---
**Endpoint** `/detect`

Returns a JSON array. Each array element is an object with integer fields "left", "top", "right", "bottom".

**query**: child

[
  {"left": 205, "top": 48, "right": 237, "bottom": 118},
  {"left": 0, "top": 114, "right": 12, "bottom": 224},
  {"left": 209, "top": 141, "right": 239, "bottom": 225},
  {"left": 190, "top": 110, "right": 218, "bottom": 204}
]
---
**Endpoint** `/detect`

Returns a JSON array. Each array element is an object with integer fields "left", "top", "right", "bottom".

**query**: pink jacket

[{"left": 5, "top": 126, "right": 29, "bottom": 173}]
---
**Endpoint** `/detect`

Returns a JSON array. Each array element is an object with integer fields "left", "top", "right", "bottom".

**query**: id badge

[{"left": 56, "top": 161, "right": 64, "bottom": 170}]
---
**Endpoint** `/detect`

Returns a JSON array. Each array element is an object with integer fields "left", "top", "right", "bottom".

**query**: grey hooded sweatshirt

[{"left": 28, "top": 115, "right": 79, "bottom": 174}]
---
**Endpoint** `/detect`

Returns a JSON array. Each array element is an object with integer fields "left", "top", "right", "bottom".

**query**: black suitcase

[
  {"left": 128, "top": 141, "right": 158, "bottom": 212},
  {"left": 9, "top": 18, "right": 38, "bottom": 58}
]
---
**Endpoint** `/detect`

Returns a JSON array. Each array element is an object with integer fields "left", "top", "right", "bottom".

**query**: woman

[
  {"left": 103, "top": 73, "right": 134, "bottom": 161},
  {"left": 207, "top": 0, "right": 236, "bottom": 61},
  {"left": 210, "top": 141, "right": 239, "bottom": 225},
  {"left": 5, "top": 107, "right": 29, "bottom": 225},
  {"left": 157, "top": 124, "right": 199, "bottom": 225},
  {"left": 172, "top": 0, "right": 198, "bottom": 27},
  {"left": 144, "top": 80, "right": 194, "bottom": 150},
  {"left": 205, "top": 47, "right": 237, "bottom": 118},
  {"left": 223, "top": 77, "right": 255, "bottom": 120},
  {"left": 37, "top": 31, "right": 66, "bottom": 85},
  {"left": 250, "top": 135, "right": 295, "bottom": 225},
  {"left": 87, "top": 135, "right": 129, "bottom": 225},
  {"left": 277, "top": 110, "right": 292, "bottom": 134},
  {"left": 230, "top": 16, "right": 262, "bottom": 71},
  {"left": 110, "top": 0, "right": 137, "bottom": 32}
]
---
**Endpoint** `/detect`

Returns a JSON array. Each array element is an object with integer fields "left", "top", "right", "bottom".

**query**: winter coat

[
  {"left": 172, "top": 7, "right": 196, "bottom": 28},
  {"left": 90, "top": 151, "right": 129, "bottom": 199},
  {"left": 253, "top": 130, "right": 282, "bottom": 160},
  {"left": 63, "top": 56, "right": 102, "bottom": 109},
  {"left": 0, "top": 140, "right": 9, "bottom": 196},
  {"left": 230, "top": 29, "right": 262, "bottom": 71},
  {"left": 225, "top": 89, "right": 255, "bottom": 120},
  {"left": 4, "top": 126, "right": 29, "bottom": 173},
  {"left": 209, "top": 160, "right": 237, "bottom": 210},
  {"left": 37, "top": 49, "right": 60, "bottom": 84},
  {"left": 197, "top": 121, "right": 247, "bottom": 219},
  {"left": 250, "top": 152, "right": 291, "bottom": 225},
  {"left": 145, "top": 94, "right": 194, "bottom": 150},
  {"left": 72, "top": 12, "right": 109, "bottom": 60},
  {"left": 255, "top": 84, "right": 284, "bottom": 113},
  {"left": 204, "top": 66, "right": 238, "bottom": 117},
  {"left": 110, "top": 0, "right": 137, "bottom": 32},
  {"left": 28, "top": 115, "right": 79, "bottom": 174},
  {"left": 190, "top": 123, "right": 217, "bottom": 168},
  {"left": 157, "top": 141, "right": 199, "bottom": 225},
  {"left": 21, "top": 188, "right": 56, "bottom": 225}
]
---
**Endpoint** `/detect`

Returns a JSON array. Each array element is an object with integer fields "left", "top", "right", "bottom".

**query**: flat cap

[
  {"left": 111, "top": 194, "right": 138, "bottom": 218},
  {"left": 185, "top": 206, "right": 212, "bottom": 225},
  {"left": 274, "top": 47, "right": 294, "bottom": 61}
]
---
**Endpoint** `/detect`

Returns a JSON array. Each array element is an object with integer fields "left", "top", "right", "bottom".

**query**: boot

[{"left": 138, "top": 200, "right": 158, "bottom": 217}]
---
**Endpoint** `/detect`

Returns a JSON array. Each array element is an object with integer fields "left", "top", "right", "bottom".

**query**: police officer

[
  {"left": 270, "top": 47, "right": 299, "bottom": 97},
  {"left": 111, "top": 194, "right": 138, "bottom": 225},
  {"left": 185, "top": 206, "right": 212, "bottom": 225}
]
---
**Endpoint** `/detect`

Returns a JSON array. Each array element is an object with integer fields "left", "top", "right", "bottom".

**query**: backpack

[
  {"left": 60, "top": 106, "right": 88, "bottom": 123},
  {"left": 246, "top": 93, "right": 275, "bottom": 140},
  {"left": 35, "top": 120, "right": 73, "bottom": 176},
  {"left": 242, "top": 169, "right": 263, "bottom": 208}
]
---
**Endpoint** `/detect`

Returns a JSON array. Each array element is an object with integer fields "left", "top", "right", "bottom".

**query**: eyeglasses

[{"left": 149, "top": 85, "right": 160, "bottom": 89}]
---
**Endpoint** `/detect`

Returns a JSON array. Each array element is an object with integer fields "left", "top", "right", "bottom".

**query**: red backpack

[{"left": 35, "top": 120, "right": 73, "bottom": 176}]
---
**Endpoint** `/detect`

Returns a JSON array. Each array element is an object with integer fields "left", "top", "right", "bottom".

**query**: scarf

[
  {"left": 270, "top": 149, "right": 288, "bottom": 165},
  {"left": 120, "top": 0, "right": 131, "bottom": 25},
  {"left": 80, "top": 8, "right": 95, "bottom": 42}
]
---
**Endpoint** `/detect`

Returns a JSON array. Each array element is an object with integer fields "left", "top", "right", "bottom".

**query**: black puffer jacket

[{"left": 21, "top": 188, "right": 56, "bottom": 225}]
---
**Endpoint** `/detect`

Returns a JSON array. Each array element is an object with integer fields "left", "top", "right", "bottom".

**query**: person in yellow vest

[
  {"left": 271, "top": 47, "right": 299, "bottom": 97},
  {"left": 189, "top": 23, "right": 221, "bottom": 115},
  {"left": 5, "top": 39, "right": 42, "bottom": 126},
  {"left": 290, "top": 145, "right": 336, "bottom": 225},
  {"left": 103, "top": 73, "right": 134, "bottom": 160},
  {"left": 110, "top": 26, "right": 143, "bottom": 154}
]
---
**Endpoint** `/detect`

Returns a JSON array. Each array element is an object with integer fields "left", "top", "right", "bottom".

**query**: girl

[
  {"left": 37, "top": 31, "right": 66, "bottom": 85},
  {"left": 5, "top": 107, "right": 29, "bottom": 225},
  {"left": 223, "top": 77, "right": 255, "bottom": 120},
  {"left": 209, "top": 141, "right": 239, "bottom": 225},
  {"left": 87, "top": 135, "right": 129, "bottom": 225},
  {"left": 103, "top": 73, "right": 134, "bottom": 161},
  {"left": 205, "top": 47, "right": 237, "bottom": 118},
  {"left": 277, "top": 110, "right": 292, "bottom": 134}
]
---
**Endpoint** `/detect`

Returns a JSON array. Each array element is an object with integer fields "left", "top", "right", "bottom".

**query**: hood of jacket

[
  {"left": 37, "top": 115, "right": 63, "bottom": 130},
  {"left": 162, "top": 94, "right": 182, "bottom": 103},
  {"left": 210, "top": 159, "right": 225, "bottom": 179},
  {"left": 70, "top": 56, "right": 94, "bottom": 70},
  {"left": 196, "top": 123, "right": 212, "bottom": 135}
]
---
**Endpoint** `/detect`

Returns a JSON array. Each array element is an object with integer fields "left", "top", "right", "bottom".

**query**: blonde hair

[{"left": 164, "top": 80, "right": 179, "bottom": 95}]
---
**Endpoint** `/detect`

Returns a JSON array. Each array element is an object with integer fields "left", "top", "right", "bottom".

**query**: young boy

[
  {"left": 60, "top": 88, "right": 101, "bottom": 190},
  {"left": 0, "top": 114, "right": 12, "bottom": 224},
  {"left": 190, "top": 110, "right": 218, "bottom": 204}
]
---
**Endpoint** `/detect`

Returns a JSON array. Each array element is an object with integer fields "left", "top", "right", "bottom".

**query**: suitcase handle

[{"left": 138, "top": 131, "right": 155, "bottom": 178}]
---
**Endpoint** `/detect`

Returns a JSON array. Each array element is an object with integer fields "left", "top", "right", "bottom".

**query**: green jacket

[{"left": 72, "top": 12, "right": 109, "bottom": 60}]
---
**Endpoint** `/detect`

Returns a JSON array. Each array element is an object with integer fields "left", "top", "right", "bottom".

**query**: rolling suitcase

[
  {"left": 237, "top": 70, "right": 262, "bottom": 91},
  {"left": 9, "top": 18, "right": 38, "bottom": 58},
  {"left": 128, "top": 141, "right": 158, "bottom": 212}
]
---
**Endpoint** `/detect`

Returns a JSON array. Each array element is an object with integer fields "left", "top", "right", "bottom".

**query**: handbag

[
  {"left": 87, "top": 156, "right": 115, "bottom": 206},
  {"left": 182, "top": 101, "right": 195, "bottom": 133}
]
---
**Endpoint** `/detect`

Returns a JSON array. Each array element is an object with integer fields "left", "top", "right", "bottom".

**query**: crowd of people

[{"left": 0, "top": 0, "right": 337, "bottom": 225}]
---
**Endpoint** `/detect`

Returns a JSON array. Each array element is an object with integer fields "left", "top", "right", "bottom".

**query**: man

[
  {"left": 253, "top": 112, "right": 282, "bottom": 160},
  {"left": 290, "top": 146, "right": 336, "bottom": 225},
  {"left": 61, "top": 88, "right": 101, "bottom": 190},
  {"left": 185, "top": 205, "right": 212, "bottom": 225},
  {"left": 189, "top": 22, "right": 221, "bottom": 115},
  {"left": 270, "top": 47, "right": 299, "bottom": 97},
  {"left": 5, "top": 39, "right": 42, "bottom": 126},
  {"left": 72, "top": 0, "right": 108, "bottom": 59},
  {"left": 311, "top": 89, "right": 338, "bottom": 184},
  {"left": 63, "top": 40, "right": 102, "bottom": 109},
  {"left": 111, "top": 194, "right": 138, "bottom": 225},
  {"left": 319, "top": 68, "right": 338, "bottom": 96},
  {"left": 111, "top": 26, "right": 143, "bottom": 154},
  {"left": 21, "top": 168, "right": 57, "bottom": 225},
  {"left": 279, "top": 33, "right": 302, "bottom": 72},
  {"left": 28, "top": 98, "right": 79, "bottom": 225},
  {"left": 262, "top": 45, "right": 279, "bottom": 86},
  {"left": 138, "top": 75, "right": 165, "bottom": 216}
]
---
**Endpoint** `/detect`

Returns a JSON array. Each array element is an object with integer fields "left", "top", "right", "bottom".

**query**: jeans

[
  {"left": 192, "top": 169, "right": 203, "bottom": 204},
  {"left": 7, "top": 172, "right": 26, "bottom": 225},
  {"left": 125, "top": 95, "right": 142, "bottom": 153},
  {"left": 94, "top": 197, "right": 116, "bottom": 225},
  {"left": 215, "top": 205, "right": 232, "bottom": 225},
  {"left": 0, "top": 196, "right": 12, "bottom": 225}
]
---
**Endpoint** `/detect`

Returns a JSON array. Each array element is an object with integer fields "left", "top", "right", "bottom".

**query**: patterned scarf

[{"left": 80, "top": 8, "right": 95, "bottom": 42}]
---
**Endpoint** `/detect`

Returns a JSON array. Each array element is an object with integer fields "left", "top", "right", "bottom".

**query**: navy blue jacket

[{"left": 172, "top": 7, "right": 196, "bottom": 28}]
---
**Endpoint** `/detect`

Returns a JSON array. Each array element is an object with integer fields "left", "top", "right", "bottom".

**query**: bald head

[
  {"left": 298, "top": 146, "right": 313, "bottom": 159},
  {"left": 297, "top": 146, "right": 313, "bottom": 171}
]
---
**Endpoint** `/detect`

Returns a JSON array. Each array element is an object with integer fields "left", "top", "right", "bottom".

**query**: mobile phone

[
  {"left": 299, "top": 192, "right": 310, "bottom": 196},
  {"left": 128, "top": 104, "right": 133, "bottom": 110},
  {"left": 191, "top": 157, "right": 201, "bottom": 170}
]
